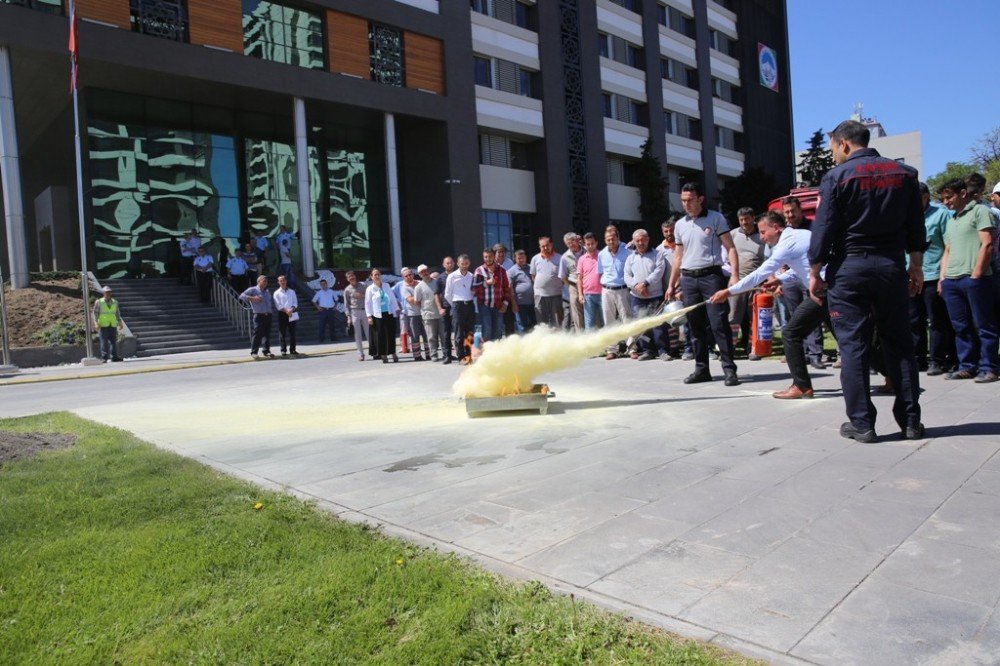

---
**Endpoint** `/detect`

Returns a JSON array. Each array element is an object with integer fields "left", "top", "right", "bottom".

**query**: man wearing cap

[
  {"left": 312, "top": 278, "right": 337, "bottom": 344},
  {"left": 93, "top": 286, "right": 124, "bottom": 362}
]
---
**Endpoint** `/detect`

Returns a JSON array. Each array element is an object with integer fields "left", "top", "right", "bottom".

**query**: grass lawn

[{"left": 0, "top": 413, "right": 753, "bottom": 665}]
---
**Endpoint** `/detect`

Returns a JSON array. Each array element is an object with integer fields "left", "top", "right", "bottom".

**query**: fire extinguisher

[
  {"left": 400, "top": 329, "right": 410, "bottom": 353},
  {"left": 751, "top": 290, "right": 774, "bottom": 358}
]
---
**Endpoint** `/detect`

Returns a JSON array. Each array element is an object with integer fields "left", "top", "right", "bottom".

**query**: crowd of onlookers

[{"left": 170, "top": 172, "right": 1000, "bottom": 382}]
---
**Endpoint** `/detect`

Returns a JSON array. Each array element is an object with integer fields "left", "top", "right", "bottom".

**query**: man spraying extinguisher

[{"left": 709, "top": 210, "right": 826, "bottom": 400}]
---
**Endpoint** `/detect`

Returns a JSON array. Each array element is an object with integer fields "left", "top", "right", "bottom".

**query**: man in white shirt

[
  {"left": 179, "top": 230, "right": 200, "bottom": 285},
  {"left": 311, "top": 278, "right": 337, "bottom": 344},
  {"left": 445, "top": 254, "right": 476, "bottom": 364},
  {"left": 273, "top": 274, "right": 299, "bottom": 356},
  {"left": 192, "top": 246, "right": 214, "bottom": 303},
  {"left": 710, "top": 211, "right": 822, "bottom": 399},
  {"left": 226, "top": 248, "right": 249, "bottom": 292}
]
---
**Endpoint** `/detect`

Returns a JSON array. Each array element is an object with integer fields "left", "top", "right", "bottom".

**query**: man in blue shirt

[
  {"left": 809, "top": 120, "right": 925, "bottom": 443},
  {"left": 909, "top": 182, "right": 955, "bottom": 375},
  {"left": 597, "top": 226, "right": 632, "bottom": 359}
]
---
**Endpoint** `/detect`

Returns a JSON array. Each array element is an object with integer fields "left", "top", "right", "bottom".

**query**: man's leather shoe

[
  {"left": 926, "top": 364, "right": 944, "bottom": 376},
  {"left": 684, "top": 372, "right": 712, "bottom": 384},
  {"left": 840, "top": 422, "right": 877, "bottom": 444},
  {"left": 809, "top": 360, "right": 826, "bottom": 370},
  {"left": 772, "top": 384, "right": 813, "bottom": 399},
  {"left": 638, "top": 351, "right": 657, "bottom": 361},
  {"left": 901, "top": 423, "right": 926, "bottom": 440},
  {"left": 443, "top": 356, "right": 452, "bottom": 365},
  {"left": 723, "top": 372, "right": 740, "bottom": 387}
]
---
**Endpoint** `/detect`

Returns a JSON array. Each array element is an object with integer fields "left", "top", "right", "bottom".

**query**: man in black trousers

[{"left": 809, "top": 119, "right": 926, "bottom": 443}]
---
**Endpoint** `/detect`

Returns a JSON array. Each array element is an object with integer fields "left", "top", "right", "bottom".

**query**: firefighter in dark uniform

[{"left": 808, "top": 119, "right": 926, "bottom": 443}]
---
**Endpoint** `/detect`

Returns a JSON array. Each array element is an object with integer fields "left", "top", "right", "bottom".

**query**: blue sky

[{"left": 787, "top": 0, "right": 998, "bottom": 179}]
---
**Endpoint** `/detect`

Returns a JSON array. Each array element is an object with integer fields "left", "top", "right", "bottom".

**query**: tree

[
  {"left": 636, "top": 139, "right": 670, "bottom": 227},
  {"left": 719, "top": 166, "right": 783, "bottom": 222},
  {"left": 926, "top": 161, "right": 977, "bottom": 195},
  {"left": 796, "top": 129, "right": 835, "bottom": 187},
  {"left": 970, "top": 127, "right": 1000, "bottom": 190}
]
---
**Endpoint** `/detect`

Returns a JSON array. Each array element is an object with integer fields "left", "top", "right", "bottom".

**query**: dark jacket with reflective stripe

[{"left": 808, "top": 148, "right": 925, "bottom": 265}]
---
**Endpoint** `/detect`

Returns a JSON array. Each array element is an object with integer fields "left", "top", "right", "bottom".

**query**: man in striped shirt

[{"left": 473, "top": 247, "right": 513, "bottom": 342}]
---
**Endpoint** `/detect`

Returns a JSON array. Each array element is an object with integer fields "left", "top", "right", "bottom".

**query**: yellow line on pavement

[{"left": 0, "top": 348, "right": 353, "bottom": 387}]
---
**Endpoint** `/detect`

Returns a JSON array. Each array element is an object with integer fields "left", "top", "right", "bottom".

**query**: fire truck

[{"left": 767, "top": 186, "right": 821, "bottom": 222}]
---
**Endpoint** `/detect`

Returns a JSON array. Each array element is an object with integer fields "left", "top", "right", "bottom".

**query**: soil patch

[
  {"left": 0, "top": 431, "right": 77, "bottom": 468},
  {"left": 3, "top": 278, "right": 87, "bottom": 347}
]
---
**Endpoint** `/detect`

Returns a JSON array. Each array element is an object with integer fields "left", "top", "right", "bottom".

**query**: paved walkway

[{"left": 2, "top": 349, "right": 998, "bottom": 664}]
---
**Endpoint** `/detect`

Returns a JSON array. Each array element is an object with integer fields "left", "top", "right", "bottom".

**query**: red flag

[{"left": 69, "top": 0, "right": 79, "bottom": 93}]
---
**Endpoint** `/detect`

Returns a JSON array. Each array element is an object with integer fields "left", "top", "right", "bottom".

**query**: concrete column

[
  {"left": 293, "top": 97, "right": 315, "bottom": 277},
  {"left": 692, "top": 0, "right": 719, "bottom": 202},
  {"left": 384, "top": 112, "right": 402, "bottom": 273},
  {"left": 0, "top": 45, "right": 28, "bottom": 289}
]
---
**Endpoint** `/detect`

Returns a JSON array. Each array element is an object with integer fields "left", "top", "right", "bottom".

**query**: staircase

[{"left": 102, "top": 277, "right": 247, "bottom": 357}]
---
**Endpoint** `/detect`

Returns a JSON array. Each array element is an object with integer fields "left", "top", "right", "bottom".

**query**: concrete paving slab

[
  {"left": 681, "top": 536, "right": 884, "bottom": 652},
  {"left": 2, "top": 343, "right": 999, "bottom": 664},
  {"left": 792, "top": 578, "right": 995, "bottom": 665},
  {"left": 873, "top": 537, "right": 1000, "bottom": 609},
  {"left": 589, "top": 541, "right": 754, "bottom": 617}
]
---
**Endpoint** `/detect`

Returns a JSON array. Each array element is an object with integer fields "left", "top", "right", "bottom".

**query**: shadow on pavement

[{"left": 548, "top": 394, "right": 751, "bottom": 414}]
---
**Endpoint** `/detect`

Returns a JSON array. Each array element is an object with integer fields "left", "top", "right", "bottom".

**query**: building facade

[{"left": 0, "top": 0, "right": 793, "bottom": 282}]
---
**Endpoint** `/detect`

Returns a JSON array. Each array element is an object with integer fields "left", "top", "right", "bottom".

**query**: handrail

[{"left": 210, "top": 273, "right": 254, "bottom": 341}]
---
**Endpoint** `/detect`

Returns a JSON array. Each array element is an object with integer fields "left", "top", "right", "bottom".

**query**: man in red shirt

[
  {"left": 576, "top": 232, "right": 604, "bottom": 329},
  {"left": 473, "top": 247, "right": 514, "bottom": 342}
]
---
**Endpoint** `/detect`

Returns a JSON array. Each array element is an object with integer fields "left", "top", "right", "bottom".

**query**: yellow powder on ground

[{"left": 453, "top": 304, "right": 703, "bottom": 398}]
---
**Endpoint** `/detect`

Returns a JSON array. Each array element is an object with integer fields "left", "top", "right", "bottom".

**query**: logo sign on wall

[{"left": 758, "top": 43, "right": 779, "bottom": 92}]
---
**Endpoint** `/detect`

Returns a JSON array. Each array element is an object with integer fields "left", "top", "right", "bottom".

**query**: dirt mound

[
  {"left": 0, "top": 431, "right": 77, "bottom": 468},
  {"left": 3, "top": 278, "right": 88, "bottom": 347}
]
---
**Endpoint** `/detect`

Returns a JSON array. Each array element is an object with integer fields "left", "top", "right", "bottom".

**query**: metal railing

[{"left": 210, "top": 273, "right": 254, "bottom": 341}]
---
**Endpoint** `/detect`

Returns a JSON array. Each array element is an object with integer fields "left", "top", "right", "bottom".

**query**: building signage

[{"left": 758, "top": 43, "right": 779, "bottom": 92}]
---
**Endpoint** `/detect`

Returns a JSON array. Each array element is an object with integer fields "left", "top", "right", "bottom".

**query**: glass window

[
  {"left": 242, "top": 0, "right": 324, "bottom": 70},
  {"left": 514, "top": 1, "right": 535, "bottom": 30},
  {"left": 625, "top": 44, "right": 644, "bottom": 70},
  {"left": 598, "top": 33, "right": 609, "bottom": 58},
  {"left": 370, "top": 23, "right": 404, "bottom": 86},
  {"left": 517, "top": 68, "right": 538, "bottom": 98},
  {"left": 685, "top": 67, "right": 700, "bottom": 91},
  {"left": 3, "top": 0, "right": 62, "bottom": 13},
  {"left": 470, "top": 0, "right": 489, "bottom": 15},
  {"left": 602, "top": 93, "right": 613, "bottom": 119},
  {"left": 669, "top": 7, "right": 696, "bottom": 39},
  {"left": 482, "top": 210, "right": 514, "bottom": 251},
  {"left": 660, "top": 58, "right": 673, "bottom": 81},
  {"left": 474, "top": 56, "right": 493, "bottom": 87},
  {"left": 656, "top": 3, "right": 667, "bottom": 26},
  {"left": 130, "top": 0, "right": 188, "bottom": 42},
  {"left": 663, "top": 110, "right": 674, "bottom": 135}
]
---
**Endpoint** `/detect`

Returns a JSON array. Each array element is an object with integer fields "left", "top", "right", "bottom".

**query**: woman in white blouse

[{"left": 365, "top": 268, "right": 400, "bottom": 363}]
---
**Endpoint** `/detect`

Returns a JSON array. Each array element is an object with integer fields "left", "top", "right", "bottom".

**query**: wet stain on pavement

[{"left": 383, "top": 453, "right": 505, "bottom": 473}]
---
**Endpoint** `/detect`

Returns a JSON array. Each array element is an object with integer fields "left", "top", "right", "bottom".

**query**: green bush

[{"left": 32, "top": 321, "right": 92, "bottom": 347}]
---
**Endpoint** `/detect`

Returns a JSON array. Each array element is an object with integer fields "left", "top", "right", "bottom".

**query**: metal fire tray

[{"left": 465, "top": 384, "right": 552, "bottom": 417}]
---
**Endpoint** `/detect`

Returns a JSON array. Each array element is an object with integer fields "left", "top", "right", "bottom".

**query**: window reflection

[{"left": 242, "top": 0, "right": 323, "bottom": 70}]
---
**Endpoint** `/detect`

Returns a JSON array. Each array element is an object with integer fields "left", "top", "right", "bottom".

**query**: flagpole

[{"left": 69, "top": 0, "right": 100, "bottom": 365}]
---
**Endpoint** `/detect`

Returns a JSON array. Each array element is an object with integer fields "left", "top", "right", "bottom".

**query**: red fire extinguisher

[
  {"left": 751, "top": 290, "right": 774, "bottom": 358},
  {"left": 400, "top": 330, "right": 410, "bottom": 354}
]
